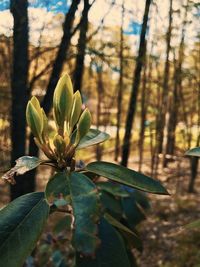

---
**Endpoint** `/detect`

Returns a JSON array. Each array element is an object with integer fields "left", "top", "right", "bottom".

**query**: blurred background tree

[{"left": 0, "top": 0, "right": 200, "bottom": 265}]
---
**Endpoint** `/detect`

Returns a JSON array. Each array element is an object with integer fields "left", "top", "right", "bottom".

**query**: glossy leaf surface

[
  {"left": 76, "top": 218, "right": 131, "bottom": 267},
  {"left": 69, "top": 172, "right": 99, "bottom": 254},
  {"left": 77, "top": 128, "right": 110, "bottom": 149},
  {"left": 0, "top": 192, "right": 49, "bottom": 267},
  {"left": 86, "top": 161, "right": 169, "bottom": 195}
]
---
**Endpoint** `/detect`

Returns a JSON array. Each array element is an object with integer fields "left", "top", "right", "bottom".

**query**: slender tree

[
  {"left": 96, "top": 63, "right": 104, "bottom": 161},
  {"left": 163, "top": 50, "right": 179, "bottom": 166},
  {"left": 138, "top": 50, "right": 149, "bottom": 171},
  {"left": 121, "top": 0, "right": 151, "bottom": 167},
  {"left": 73, "top": 0, "right": 92, "bottom": 92},
  {"left": 42, "top": 0, "right": 81, "bottom": 114},
  {"left": 115, "top": 0, "right": 125, "bottom": 162},
  {"left": 156, "top": 0, "right": 173, "bottom": 158},
  {"left": 10, "top": 0, "right": 29, "bottom": 199}
]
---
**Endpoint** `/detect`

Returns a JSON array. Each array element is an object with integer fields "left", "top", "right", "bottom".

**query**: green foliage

[
  {"left": 69, "top": 172, "right": 100, "bottom": 254},
  {"left": 76, "top": 218, "right": 132, "bottom": 267},
  {"left": 45, "top": 172, "right": 70, "bottom": 204},
  {"left": 0, "top": 73, "right": 169, "bottom": 266},
  {"left": 86, "top": 161, "right": 169, "bottom": 194},
  {"left": 77, "top": 128, "right": 110, "bottom": 149},
  {"left": 0, "top": 192, "right": 49, "bottom": 267}
]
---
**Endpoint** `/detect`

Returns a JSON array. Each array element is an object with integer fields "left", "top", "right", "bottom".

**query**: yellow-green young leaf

[
  {"left": 70, "top": 91, "right": 82, "bottom": 130},
  {"left": 75, "top": 108, "right": 91, "bottom": 145},
  {"left": 53, "top": 134, "right": 66, "bottom": 154},
  {"left": 52, "top": 108, "right": 61, "bottom": 128},
  {"left": 53, "top": 73, "right": 73, "bottom": 127},
  {"left": 30, "top": 96, "right": 42, "bottom": 117},
  {"left": 41, "top": 108, "right": 48, "bottom": 138},
  {"left": 30, "top": 97, "right": 44, "bottom": 133},
  {"left": 26, "top": 101, "right": 43, "bottom": 141}
]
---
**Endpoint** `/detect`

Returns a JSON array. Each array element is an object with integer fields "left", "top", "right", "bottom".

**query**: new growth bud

[{"left": 26, "top": 73, "right": 92, "bottom": 170}]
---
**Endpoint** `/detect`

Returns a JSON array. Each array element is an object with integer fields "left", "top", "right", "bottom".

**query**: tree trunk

[
  {"left": 10, "top": 0, "right": 29, "bottom": 200},
  {"left": 73, "top": 0, "right": 91, "bottom": 92},
  {"left": 96, "top": 66, "right": 104, "bottom": 161},
  {"left": 156, "top": 0, "right": 173, "bottom": 156},
  {"left": 163, "top": 51, "right": 179, "bottom": 166},
  {"left": 138, "top": 52, "right": 149, "bottom": 171},
  {"left": 42, "top": 0, "right": 81, "bottom": 114},
  {"left": 121, "top": 0, "right": 151, "bottom": 167},
  {"left": 115, "top": 0, "right": 125, "bottom": 162},
  {"left": 151, "top": 60, "right": 162, "bottom": 177}
]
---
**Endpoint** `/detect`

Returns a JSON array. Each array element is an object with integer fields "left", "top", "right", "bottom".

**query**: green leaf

[
  {"left": 45, "top": 172, "right": 70, "bottom": 204},
  {"left": 2, "top": 156, "right": 42, "bottom": 185},
  {"left": 122, "top": 196, "right": 146, "bottom": 227},
  {"left": 104, "top": 213, "right": 137, "bottom": 237},
  {"left": 100, "top": 191, "right": 122, "bottom": 219},
  {"left": 185, "top": 147, "right": 200, "bottom": 157},
  {"left": 132, "top": 190, "right": 150, "bottom": 210},
  {"left": 0, "top": 192, "right": 49, "bottom": 267},
  {"left": 68, "top": 172, "right": 100, "bottom": 255},
  {"left": 77, "top": 128, "right": 110, "bottom": 149},
  {"left": 104, "top": 213, "right": 142, "bottom": 251},
  {"left": 86, "top": 161, "right": 169, "bottom": 195},
  {"left": 76, "top": 218, "right": 131, "bottom": 267},
  {"left": 97, "top": 181, "right": 130, "bottom": 197}
]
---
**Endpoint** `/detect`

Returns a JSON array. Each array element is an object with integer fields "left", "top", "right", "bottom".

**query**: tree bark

[
  {"left": 115, "top": 0, "right": 125, "bottom": 162},
  {"left": 42, "top": 0, "right": 81, "bottom": 114},
  {"left": 138, "top": 52, "right": 148, "bottom": 171},
  {"left": 163, "top": 51, "right": 179, "bottom": 166},
  {"left": 96, "top": 65, "right": 104, "bottom": 161},
  {"left": 73, "top": 0, "right": 91, "bottom": 92},
  {"left": 10, "top": 0, "right": 29, "bottom": 199},
  {"left": 121, "top": 0, "right": 151, "bottom": 167},
  {"left": 156, "top": 0, "right": 173, "bottom": 155}
]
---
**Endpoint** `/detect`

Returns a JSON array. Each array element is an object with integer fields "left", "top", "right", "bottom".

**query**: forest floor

[
  {"left": 0, "top": 150, "right": 200, "bottom": 267},
  {"left": 131, "top": 157, "right": 200, "bottom": 267}
]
